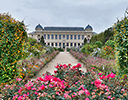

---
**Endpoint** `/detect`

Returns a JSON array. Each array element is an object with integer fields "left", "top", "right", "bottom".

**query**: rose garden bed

[{"left": 1, "top": 63, "right": 128, "bottom": 100}]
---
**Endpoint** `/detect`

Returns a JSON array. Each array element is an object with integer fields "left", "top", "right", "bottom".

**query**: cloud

[{"left": 0, "top": 0, "right": 128, "bottom": 33}]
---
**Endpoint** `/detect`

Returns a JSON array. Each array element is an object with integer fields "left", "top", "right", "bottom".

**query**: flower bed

[
  {"left": 1, "top": 63, "right": 128, "bottom": 100},
  {"left": 70, "top": 50, "right": 117, "bottom": 75},
  {"left": 17, "top": 51, "right": 59, "bottom": 78}
]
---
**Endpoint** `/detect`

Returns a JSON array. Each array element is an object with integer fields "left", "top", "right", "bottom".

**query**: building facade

[{"left": 28, "top": 24, "right": 94, "bottom": 48}]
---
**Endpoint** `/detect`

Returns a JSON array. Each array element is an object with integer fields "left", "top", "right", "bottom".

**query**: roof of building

[
  {"left": 93, "top": 32, "right": 97, "bottom": 34},
  {"left": 85, "top": 25, "right": 93, "bottom": 30},
  {"left": 44, "top": 27, "right": 85, "bottom": 31},
  {"left": 35, "top": 24, "right": 43, "bottom": 30}
]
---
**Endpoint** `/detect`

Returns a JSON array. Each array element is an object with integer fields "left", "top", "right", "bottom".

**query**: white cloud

[{"left": 0, "top": 0, "right": 128, "bottom": 33}]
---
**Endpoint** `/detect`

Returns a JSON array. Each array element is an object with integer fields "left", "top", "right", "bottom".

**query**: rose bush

[{"left": 1, "top": 64, "right": 127, "bottom": 100}]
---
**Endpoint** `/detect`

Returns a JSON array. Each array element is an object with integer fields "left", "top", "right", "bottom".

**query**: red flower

[
  {"left": 38, "top": 77, "right": 44, "bottom": 81},
  {"left": 40, "top": 85, "right": 45, "bottom": 90}
]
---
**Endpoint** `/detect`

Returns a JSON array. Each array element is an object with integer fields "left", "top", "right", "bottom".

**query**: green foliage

[
  {"left": 57, "top": 47, "right": 64, "bottom": 52},
  {"left": 105, "top": 40, "right": 115, "bottom": 49},
  {"left": 84, "top": 38, "right": 87, "bottom": 44},
  {"left": 0, "top": 13, "right": 27, "bottom": 84},
  {"left": 40, "top": 35, "right": 45, "bottom": 46},
  {"left": 114, "top": 17, "right": 128, "bottom": 75},
  {"left": 27, "top": 37, "right": 37, "bottom": 46},
  {"left": 95, "top": 41, "right": 102, "bottom": 48},
  {"left": 91, "top": 27, "right": 114, "bottom": 45},
  {"left": 80, "top": 44, "right": 93, "bottom": 54}
]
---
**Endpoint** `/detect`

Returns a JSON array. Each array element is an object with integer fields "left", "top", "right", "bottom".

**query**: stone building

[{"left": 28, "top": 24, "right": 95, "bottom": 48}]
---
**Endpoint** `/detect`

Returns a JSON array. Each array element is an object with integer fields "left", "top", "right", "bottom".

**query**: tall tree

[{"left": 40, "top": 36, "right": 45, "bottom": 46}]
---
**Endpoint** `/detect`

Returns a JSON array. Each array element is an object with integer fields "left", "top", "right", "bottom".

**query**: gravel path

[{"left": 31, "top": 52, "right": 86, "bottom": 80}]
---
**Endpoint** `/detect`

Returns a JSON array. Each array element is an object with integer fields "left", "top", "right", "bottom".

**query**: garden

[{"left": 0, "top": 13, "right": 128, "bottom": 100}]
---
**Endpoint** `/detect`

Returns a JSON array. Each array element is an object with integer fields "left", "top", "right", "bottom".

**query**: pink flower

[
  {"left": 27, "top": 86, "right": 31, "bottom": 90},
  {"left": 84, "top": 89, "right": 90, "bottom": 96},
  {"left": 38, "top": 77, "right": 44, "bottom": 81},
  {"left": 16, "top": 78, "right": 22, "bottom": 81},
  {"left": 110, "top": 73, "right": 116, "bottom": 78},
  {"left": 54, "top": 71, "right": 57, "bottom": 73},
  {"left": 94, "top": 79, "right": 101, "bottom": 88},
  {"left": 34, "top": 92, "right": 38, "bottom": 95},
  {"left": 91, "top": 82, "right": 93, "bottom": 84},
  {"left": 40, "top": 85, "right": 45, "bottom": 90},
  {"left": 13, "top": 95, "right": 18, "bottom": 100},
  {"left": 85, "top": 98, "right": 89, "bottom": 100},
  {"left": 76, "top": 63, "right": 81, "bottom": 68},
  {"left": 98, "top": 73, "right": 102, "bottom": 75},
  {"left": 108, "top": 95, "right": 111, "bottom": 99},
  {"left": 56, "top": 91, "right": 60, "bottom": 95}
]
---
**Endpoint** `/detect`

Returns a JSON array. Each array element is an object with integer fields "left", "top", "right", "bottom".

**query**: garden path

[{"left": 31, "top": 52, "right": 87, "bottom": 80}]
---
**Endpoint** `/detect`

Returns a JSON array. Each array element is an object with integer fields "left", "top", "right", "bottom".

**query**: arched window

[
  {"left": 88, "top": 35, "right": 90, "bottom": 37},
  {"left": 59, "top": 43, "right": 61, "bottom": 46},
  {"left": 51, "top": 43, "right": 54, "bottom": 46},
  {"left": 74, "top": 43, "right": 76, "bottom": 46},
  {"left": 70, "top": 43, "right": 72, "bottom": 46},
  {"left": 55, "top": 43, "right": 57, "bottom": 46}
]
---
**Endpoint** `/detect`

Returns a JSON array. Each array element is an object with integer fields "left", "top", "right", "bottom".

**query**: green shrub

[
  {"left": 27, "top": 37, "right": 37, "bottom": 46},
  {"left": 114, "top": 17, "right": 128, "bottom": 75},
  {"left": 95, "top": 41, "right": 102, "bottom": 48},
  {"left": 0, "top": 13, "right": 27, "bottom": 84},
  {"left": 105, "top": 40, "right": 115, "bottom": 49}
]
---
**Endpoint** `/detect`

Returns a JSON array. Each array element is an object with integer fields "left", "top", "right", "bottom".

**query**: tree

[
  {"left": 27, "top": 37, "right": 37, "bottom": 46},
  {"left": 84, "top": 38, "right": 87, "bottom": 44},
  {"left": 40, "top": 36, "right": 45, "bottom": 46}
]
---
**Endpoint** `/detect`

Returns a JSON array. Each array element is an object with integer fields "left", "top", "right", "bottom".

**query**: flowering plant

[{"left": 1, "top": 64, "right": 127, "bottom": 100}]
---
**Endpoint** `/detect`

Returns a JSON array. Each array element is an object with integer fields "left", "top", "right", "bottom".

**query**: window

[
  {"left": 70, "top": 43, "right": 72, "bottom": 46},
  {"left": 38, "top": 34, "right": 40, "bottom": 37},
  {"left": 55, "top": 43, "right": 57, "bottom": 46},
  {"left": 55, "top": 35, "right": 58, "bottom": 39},
  {"left": 32, "top": 35, "right": 33, "bottom": 36},
  {"left": 82, "top": 35, "right": 84, "bottom": 39},
  {"left": 52, "top": 35, "right": 54, "bottom": 39},
  {"left": 67, "top": 43, "right": 69, "bottom": 46},
  {"left": 67, "top": 35, "right": 69, "bottom": 39},
  {"left": 74, "top": 43, "right": 76, "bottom": 46},
  {"left": 48, "top": 35, "right": 50, "bottom": 39},
  {"left": 88, "top": 35, "right": 90, "bottom": 37},
  {"left": 52, "top": 43, "right": 54, "bottom": 46},
  {"left": 44, "top": 34, "right": 46, "bottom": 39},
  {"left": 70, "top": 35, "right": 73, "bottom": 39},
  {"left": 38, "top": 39, "right": 40, "bottom": 41},
  {"left": 63, "top": 35, "right": 65, "bottom": 38},
  {"left": 78, "top": 43, "right": 80, "bottom": 46},
  {"left": 63, "top": 43, "right": 65, "bottom": 46},
  {"left": 74, "top": 35, "right": 76, "bottom": 40},
  {"left": 78, "top": 35, "right": 80, "bottom": 40},
  {"left": 59, "top": 43, "right": 61, "bottom": 46},
  {"left": 48, "top": 43, "right": 50, "bottom": 45},
  {"left": 59, "top": 35, "right": 61, "bottom": 39}
]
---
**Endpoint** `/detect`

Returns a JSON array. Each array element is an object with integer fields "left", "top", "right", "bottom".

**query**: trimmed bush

[
  {"left": 0, "top": 13, "right": 27, "bottom": 84},
  {"left": 95, "top": 41, "right": 102, "bottom": 48},
  {"left": 114, "top": 17, "right": 128, "bottom": 75}
]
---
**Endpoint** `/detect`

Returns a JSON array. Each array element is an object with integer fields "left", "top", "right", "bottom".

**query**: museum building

[{"left": 28, "top": 24, "right": 95, "bottom": 48}]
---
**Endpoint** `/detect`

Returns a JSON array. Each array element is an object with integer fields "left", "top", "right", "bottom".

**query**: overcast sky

[{"left": 1, "top": 0, "right": 128, "bottom": 33}]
